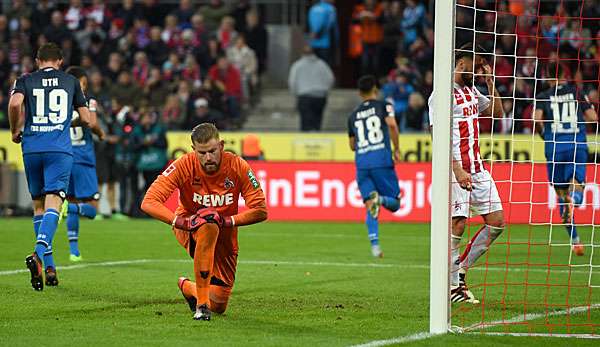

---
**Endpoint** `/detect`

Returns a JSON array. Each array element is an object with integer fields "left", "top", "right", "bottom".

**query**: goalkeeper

[
  {"left": 141, "top": 123, "right": 267, "bottom": 321},
  {"left": 534, "top": 62, "right": 597, "bottom": 256}
]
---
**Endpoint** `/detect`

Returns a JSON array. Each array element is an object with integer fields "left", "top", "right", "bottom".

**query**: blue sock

[
  {"left": 69, "top": 202, "right": 97, "bottom": 219},
  {"left": 43, "top": 245, "right": 55, "bottom": 270},
  {"left": 366, "top": 211, "right": 379, "bottom": 246},
  {"left": 571, "top": 190, "right": 583, "bottom": 206},
  {"left": 67, "top": 211, "right": 80, "bottom": 256},
  {"left": 34, "top": 209, "right": 60, "bottom": 261},
  {"left": 32, "top": 215, "right": 43, "bottom": 236},
  {"left": 566, "top": 224, "right": 580, "bottom": 243},
  {"left": 380, "top": 196, "right": 400, "bottom": 212}
]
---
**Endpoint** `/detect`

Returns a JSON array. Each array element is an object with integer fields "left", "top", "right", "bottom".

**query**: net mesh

[{"left": 450, "top": 0, "right": 600, "bottom": 337}]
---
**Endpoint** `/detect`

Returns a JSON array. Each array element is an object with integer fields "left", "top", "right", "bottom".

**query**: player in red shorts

[{"left": 141, "top": 123, "right": 267, "bottom": 320}]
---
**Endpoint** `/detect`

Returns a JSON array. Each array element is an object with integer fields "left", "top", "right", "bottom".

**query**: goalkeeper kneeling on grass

[{"left": 141, "top": 123, "right": 267, "bottom": 321}]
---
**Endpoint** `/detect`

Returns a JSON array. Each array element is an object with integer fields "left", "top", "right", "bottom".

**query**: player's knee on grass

[{"left": 209, "top": 285, "right": 232, "bottom": 314}]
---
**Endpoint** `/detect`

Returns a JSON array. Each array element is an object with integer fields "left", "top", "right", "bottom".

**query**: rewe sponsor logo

[{"left": 193, "top": 193, "right": 234, "bottom": 207}]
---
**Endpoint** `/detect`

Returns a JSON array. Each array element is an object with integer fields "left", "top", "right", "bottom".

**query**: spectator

[
  {"left": 133, "top": 18, "right": 151, "bottom": 49},
  {"left": 161, "top": 14, "right": 181, "bottom": 48},
  {"left": 132, "top": 51, "right": 151, "bottom": 87},
  {"left": 114, "top": 0, "right": 139, "bottom": 31},
  {"left": 208, "top": 55, "right": 243, "bottom": 122},
  {"left": 145, "top": 66, "right": 171, "bottom": 106},
  {"left": 31, "top": 1, "right": 55, "bottom": 33},
  {"left": 216, "top": 16, "right": 238, "bottom": 51},
  {"left": 404, "top": 92, "right": 427, "bottom": 132},
  {"left": 189, "top": 14, "right": 208, "bottom": 48},
  {"left": 145, "top": 26, "right": 169, "bottom": 66},
  {"left": 231, "top": 0, "right": 251, "bottom": 33},
  {"left": 132, "top": 110, "right": 168, "bottom": 202},
  {"left": 44, "top": 10, "right": 72, "bottom": 44},
  {"left": 288, "top": 45, "right": 334, "bottom": 131},
  {"left": 138, "top": 0, "right": 165, "bottom": 27},
  {"left": 162, "top": 94, "right": 185, "bottom": 130},
  {"left": 352, "top": 0, "right": 384, "bottom": 76},
  {"left": 0, "top": 93, "right": 8, "bottom": 129},
  {"left": 87, "top": 33, "right": 111, "bottom": 67},
  {"left": 178, "top": 29, "right": 198, "bottom": 58},
  {"left": 199, "top": 0, "right": 230, "bottom": 33},
  {"left": 112, "top": 101, "right": 138, "bottom": 217},
  {"left": 65, "top": 0, "right": 85, "bottom": 31},
  {"left": 108, "top": 18, "right": 125, "bottom": 40},
  {"left": 162, "top": 52, "right": 183, "bottom": 80},
  {"left": 244, "top": 9, "right": 268, "bottom": 76},
  {"left": 86, "top": 0, "right": 112, "bottom": 28},
  {"left": 61, "top": 38, "right": 81, "bottom": 67},
  {"left": 175, "top": 80, "right": 194, "bottom": 125},
  {"left": 227, "top": 35, "right": 258, "bottom": 103},
  {"left": 171, "top": 0, "right": 195, "bottom": 27},
  {"left": 186, "top": 97, "right": 224, "bottom": 129},
  {"left": 89, "top": 69, "right": 111, "bottom": 111},
  {"left": 401, "top": 0, "right": 427, "bottom": 49},
  {"left": 0, "top": 15, "right": 8, "bottom": 47},
  {"left": 6, "top": 0, "right": 31, "bottom": 32},
  {"left": 380, "top": 0, "right": 402, "bottom": 75},
  {"left": 181, "top": 53, "right": 202, "bottom": 89},
  {"left": 308, "top": 0, "right": 338, "bottom": 66},
  {"left": 95, "top": 98, "right": 122, "bottom": 219},
  {"left": 0, "top": 50, "right": 12, "bottom": 84},
  {"left": 75, "top": 19, "right": 106, "bottom": 52},
  {"left": 110, "top": 70, "right": 143, "bottom": 108},
  {"left": 197, "top": 36, "right": 222, "bottom": 74},
  {"left": 382, "top": 71, "right": 415, "bottom": 131},
  {"left": 117, "top": 30, "right": 137, "bottom": 64},
  {"left": 104, "top": 52, "right": 124, "bottom": 82}
]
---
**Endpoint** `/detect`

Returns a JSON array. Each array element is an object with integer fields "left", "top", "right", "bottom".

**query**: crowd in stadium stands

[
  {"left": 334, "top": 0, "right": 600, "bottom": 134},
  {"left": 0, "top": 0, "right": 267, "bottom": 133}
]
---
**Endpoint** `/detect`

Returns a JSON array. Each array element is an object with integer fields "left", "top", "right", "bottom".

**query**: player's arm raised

[
  {"left": 481, "top": 63, "right": 503, "bottom": 118},
  {"left": 384, "top": 103, "right": 401, "bottom": 162},
  {"left": 88, "top": 98, "right": 105, "bottom": 140}
]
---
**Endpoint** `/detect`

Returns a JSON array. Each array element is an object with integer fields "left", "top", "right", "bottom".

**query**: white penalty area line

[
  {"left": 0, "top": 259, "right": 413, "bottom": 276},
  {"left": 351, "top": 304, "right": 600, "bottom": 347},
  {"left": 0, "top": 259, "right": 595, "bottom": 276}
]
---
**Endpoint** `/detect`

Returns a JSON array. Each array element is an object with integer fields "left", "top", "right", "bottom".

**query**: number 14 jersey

[
  {"left": 12, "top": 67, "right": 87, "bottom": 155},
  {"left": 347, "top": 99, "right": 395, "bottom": 169}
]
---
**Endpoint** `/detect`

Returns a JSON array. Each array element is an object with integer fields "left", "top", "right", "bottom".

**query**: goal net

[{"left": 433, "top": 0, "right": 600, "bottom": 338}]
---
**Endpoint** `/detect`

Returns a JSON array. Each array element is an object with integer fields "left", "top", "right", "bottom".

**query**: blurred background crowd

[{"left": 0, "top": 0, "right": 599, "bottom": 217}]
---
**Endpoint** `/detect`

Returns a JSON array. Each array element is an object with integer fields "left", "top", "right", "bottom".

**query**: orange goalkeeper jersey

[{"left": 142, "top": 151, "right": 267, "bottom": 229}]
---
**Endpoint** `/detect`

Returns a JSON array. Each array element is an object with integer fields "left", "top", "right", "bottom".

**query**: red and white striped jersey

[{"left": 428, "top": 84, "right": 491, "bottom": 174}]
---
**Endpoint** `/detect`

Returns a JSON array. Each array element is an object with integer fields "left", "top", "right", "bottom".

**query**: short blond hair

[{"left": 191, "top": 123, "right": 220, "bottom": 144}]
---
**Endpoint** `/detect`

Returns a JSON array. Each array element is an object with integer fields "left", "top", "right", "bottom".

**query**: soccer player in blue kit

[
  {"left": 534, "top": 62, "right": 597, "bottom": 256},
  {"left": 347, "top": 75, "right": 401, "bottom": 257},
  {"left": 62, "top": 66, "right": 105, "bottom": 262},
  {"left": 8, "top": 43, "right": 91, "bottom": 290}
]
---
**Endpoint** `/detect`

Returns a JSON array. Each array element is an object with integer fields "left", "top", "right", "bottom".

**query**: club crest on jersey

[{"left": 224, "top": 177, "right": 234, "bottom": 189}]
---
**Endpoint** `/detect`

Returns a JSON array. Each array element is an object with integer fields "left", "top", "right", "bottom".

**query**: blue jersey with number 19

[
  {"left": 535, "top": 83, "right": 590, "bottom": 155},
  {"left": 347, "top": 99, "right": 395, "bottom": 169},
  {"left": 12, "top": 67, "right": 87, "bottom": 155}
]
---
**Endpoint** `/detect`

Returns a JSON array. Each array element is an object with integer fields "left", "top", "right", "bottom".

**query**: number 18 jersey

[
  {"left": 347, "top": 99, "right": 394, "bottom": 169},
  {"left": 12, "top": 67, "right": 87, "bottom": 155}
]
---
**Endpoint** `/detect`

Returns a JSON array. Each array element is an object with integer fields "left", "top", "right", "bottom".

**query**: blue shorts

[
  {"left": 23, "top": 152, "right": 73, "bottom": 199},
  {"left": 68, "top": 163, "right": 100, "bottom": 200},
  {"left": 356, "top": 167, "right": 400, "bottom": 201},
  {"left": 546, "top": 147, "right": 587, "bottom": 189}
]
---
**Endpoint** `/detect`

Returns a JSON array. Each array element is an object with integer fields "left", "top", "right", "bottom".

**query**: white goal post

[{"left": 429, "top": 0, "right": 456, "bottom": 335}]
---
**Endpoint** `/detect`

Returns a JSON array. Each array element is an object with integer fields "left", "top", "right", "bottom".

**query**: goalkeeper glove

[
  {"left": 172, "top": 214, "right": 207, "bottom": 231},
  {"left": 196, "top": 208, "right": 234, "bottom": 228}
]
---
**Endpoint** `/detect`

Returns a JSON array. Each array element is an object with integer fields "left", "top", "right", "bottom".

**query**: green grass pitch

[{"left": 0, "top": 218, "right": 598, "bottom": 346}]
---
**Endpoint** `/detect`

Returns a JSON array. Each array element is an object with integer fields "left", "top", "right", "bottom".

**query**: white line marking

[
  {"left": 464, "top": 303, "right": 600, "bottom": 331},
  {"left": 469, "top": 332, "right": 600, "bottom": 339},
  {"left": 0, "top": 259, "right": 595, "bottom": 276},
  {"left": 348, "top": 332, "right": 436, "bottom": 347}
]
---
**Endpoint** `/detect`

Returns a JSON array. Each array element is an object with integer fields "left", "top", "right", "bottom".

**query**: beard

[{"left": 461, "top": 73, "right": 473, "bottom": 86}]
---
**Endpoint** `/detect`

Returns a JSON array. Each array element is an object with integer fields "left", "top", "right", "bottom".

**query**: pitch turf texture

[{"left": 1, "top": 218, "right": 598, "bottom": 346}]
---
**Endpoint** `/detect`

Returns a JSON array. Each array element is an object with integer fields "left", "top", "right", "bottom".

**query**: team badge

[{"left": 224, "top": 177, "right": 234, "bottom": 189}]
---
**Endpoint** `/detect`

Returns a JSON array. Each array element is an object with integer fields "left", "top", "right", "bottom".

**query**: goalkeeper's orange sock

[{"left": 192, "top": 223, "right": 219, "bottom": 307}]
